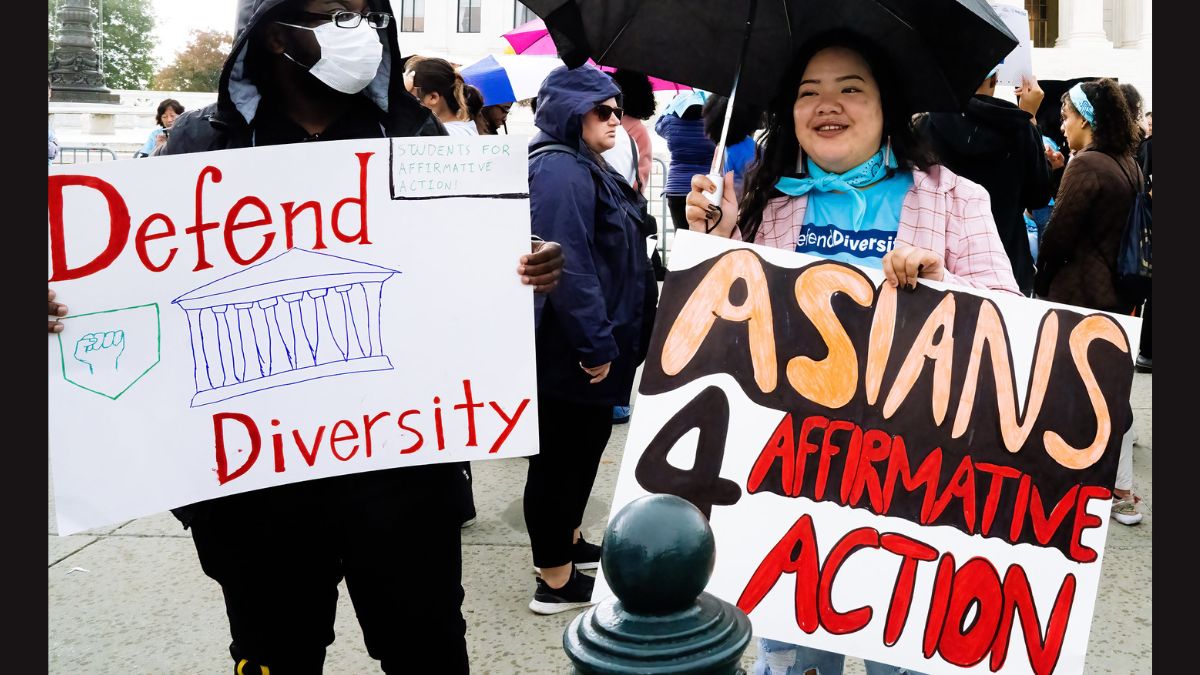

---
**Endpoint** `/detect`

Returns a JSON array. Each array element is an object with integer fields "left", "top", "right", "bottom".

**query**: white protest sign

[
  {"left": 390, "top": 137, "right": 528, "bottom": 198},
  {"left": 595, "top": 231, "right": 1139, "bottom": 675},
  {"left": 991, "top": 3, "right": 1034, "bottom": 88},
  {"left": 48, "top": 136, "right": 538, "bottom": 536}
]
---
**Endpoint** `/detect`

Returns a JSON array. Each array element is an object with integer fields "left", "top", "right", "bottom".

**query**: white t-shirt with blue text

[{"left": 794, "top": 172, "right": 913, "bottom": 269}]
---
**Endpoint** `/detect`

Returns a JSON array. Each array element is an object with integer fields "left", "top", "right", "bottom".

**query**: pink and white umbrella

[
  {"left": 502, "top": 18, "right": 692, "bottom": 93},
  {"left": 503, "top": 18, "right": 555, "bottom": 55}
]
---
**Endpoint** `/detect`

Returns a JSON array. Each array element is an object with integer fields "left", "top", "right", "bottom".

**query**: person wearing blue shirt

[
  {"left": 792, "top": 149, "right": 912, "bottom": 266},
  {"left": 701, "top": 93, "right": 763, "bottom": 202},
  {"left": 657, "top": 90, "right": 716, "bottom": 235},
  {"left": 136, "top": 99, "right": 184, "bottom": 158}
]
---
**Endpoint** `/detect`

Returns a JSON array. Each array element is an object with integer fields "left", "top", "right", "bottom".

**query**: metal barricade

[
  {"left": 54, "top": 147, "right": 119, "bottom": 165},
  {"left": 649, "top": 157, "right": 671, "bottom": 266}
]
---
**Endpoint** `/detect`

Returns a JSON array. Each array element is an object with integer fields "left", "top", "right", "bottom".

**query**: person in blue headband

[
  {"left": 1067, "top": 82, "right": 1097, "bottom": 126},
  {"left": 1037, "top": 77, "right": 1146, "bottom": 527}
]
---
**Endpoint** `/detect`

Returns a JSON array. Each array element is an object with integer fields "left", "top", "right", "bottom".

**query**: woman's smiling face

[{"left": 792, "top": 46, "right": 885, "bottom": 174}]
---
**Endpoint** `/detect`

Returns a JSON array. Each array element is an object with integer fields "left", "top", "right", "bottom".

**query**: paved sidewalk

[{"left": 49, "top": 372, "right": 1152, "bottom": 674}]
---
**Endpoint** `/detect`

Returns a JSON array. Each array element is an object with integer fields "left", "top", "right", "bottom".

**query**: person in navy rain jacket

[{"left": 523, "top": 64, "right": 656, "bottom": 615}]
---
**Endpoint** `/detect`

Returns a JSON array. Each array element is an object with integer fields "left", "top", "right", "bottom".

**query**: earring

[
  {"left": 796, "top": 147, "right": 806, "bottom": 176},
  {"left": 883, "top": 136, "right": 894, "bottom": 167}
]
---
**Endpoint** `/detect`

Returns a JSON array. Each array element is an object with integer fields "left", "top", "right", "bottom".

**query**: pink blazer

[{"left": 746, "top": 165, "right": 1020, "bottom": 295}]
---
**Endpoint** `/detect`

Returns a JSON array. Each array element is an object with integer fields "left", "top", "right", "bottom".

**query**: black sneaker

[
  {"left": 529, "top": 567, "right": 596, "bottom": 615},
  {"left": 573, "top": 536, "right": 602, "bottom": 571}
]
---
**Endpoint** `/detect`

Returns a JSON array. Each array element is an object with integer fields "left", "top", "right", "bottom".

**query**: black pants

[
  {"left": 667, "top": 194, "right": 689, "bottom": 234},
  {"left": 524, "top": 397, "right": 614, "bottom": 568},
  {"left": 189, "top": 470, "right": 468, "bottom": 674},
  {"left": 456, "top": 461, "right": 476, "bottom": 523}
]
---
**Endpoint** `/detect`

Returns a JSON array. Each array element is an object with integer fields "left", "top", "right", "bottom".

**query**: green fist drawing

[{"left": 74, "top": 330, "right": 126, "bottom": 375}]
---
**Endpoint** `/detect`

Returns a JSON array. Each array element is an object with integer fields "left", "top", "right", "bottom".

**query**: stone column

[
  {"left": 1115, "top": 0, "right": 1139, "bottom": 47},
  {"left": 1137, "top": 0, "right": 1152, "bottom": 48},
  {"left": 49, "top": 0, "right": 120, "bottom": 103},
  {"left": 1056, "top": 0, "right": 1113, "bottom": 48}
]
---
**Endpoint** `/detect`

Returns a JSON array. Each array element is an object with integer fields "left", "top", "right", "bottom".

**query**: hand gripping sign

[
  {"left": 48, "top": 137, "right": 537, "bottom": 535},
  {"left": 595, "top": 231, "right": 1140, "bottom": 675}
]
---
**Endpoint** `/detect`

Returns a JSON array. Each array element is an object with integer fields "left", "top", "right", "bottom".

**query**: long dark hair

[
  {"left": 609, "top": 69, "right": 656, "bottom": 120},
  {"left": 737, "top": 31, "right": 934, "bottom": 242},
  {"left": 1063, "top": 78, "right": 1139, "bottom": 157},
  {"left": 701, "top": 94, "right": 763, "bottom": 145},
  {"left": 463, "top": 84, "right": 484, "bottom": 119},
  {"left": 1118, "top": 82, "right": 1146, "bottom": 143},
  {"left": 411, "top": 57, "right": 468, "bottom": 120}
]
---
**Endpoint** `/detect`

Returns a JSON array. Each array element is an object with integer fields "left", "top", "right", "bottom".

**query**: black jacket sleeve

[{"left": 1020, "top": 121, "right": 1054, "bottom": 211}]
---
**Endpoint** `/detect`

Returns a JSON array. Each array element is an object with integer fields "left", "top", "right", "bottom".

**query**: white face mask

[{"left": 278, "top": 20, "right": 384, "bottom": 95}]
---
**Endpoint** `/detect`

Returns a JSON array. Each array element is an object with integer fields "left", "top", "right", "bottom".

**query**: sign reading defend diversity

[
  {"left": 597, "top": 231, "right": 1139, "bottom": 675},
  {"left": 48, "top": 137, "right": 538, "bottom": 536}
]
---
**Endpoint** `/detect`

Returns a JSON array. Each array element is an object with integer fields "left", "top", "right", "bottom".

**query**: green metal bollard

[{"left": 563, "top": 494, "right": 753, "bottom": 674}]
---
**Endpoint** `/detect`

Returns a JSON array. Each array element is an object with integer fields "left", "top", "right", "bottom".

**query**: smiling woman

[
  {"left": 683, "top": 28, "right": 1022, "bottom": 675},
  {"left": 791, "top": 46, "right": 885, "bottom": 174},
  {"left": 686, "top": 30, "right": 1018, "bottom": 295}
]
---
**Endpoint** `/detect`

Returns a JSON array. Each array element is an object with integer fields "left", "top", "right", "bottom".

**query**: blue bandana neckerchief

[{"left": 774, "top": 148, "right": 898, "bottom": 232}]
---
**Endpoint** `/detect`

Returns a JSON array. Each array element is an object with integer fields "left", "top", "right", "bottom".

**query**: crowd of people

[{"left": 48, "top": 1, "right": 1151, "bottom": 673}]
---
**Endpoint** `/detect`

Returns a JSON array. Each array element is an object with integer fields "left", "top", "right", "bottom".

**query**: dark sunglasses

[{"left": 593, "top": 104, "right": 624, "bottom": 122}]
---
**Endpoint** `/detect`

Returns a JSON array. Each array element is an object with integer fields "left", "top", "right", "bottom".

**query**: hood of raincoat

[
  {"left": 219, "top": 0, "right": 423, "bottom": 129},
  {"left": 532, "top": 64, "right": 622, "bottom": 153}
]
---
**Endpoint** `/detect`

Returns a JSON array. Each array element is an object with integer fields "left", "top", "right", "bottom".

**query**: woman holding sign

[{"left": 687, "top": 31, "right": 1018, "bottom": 675}]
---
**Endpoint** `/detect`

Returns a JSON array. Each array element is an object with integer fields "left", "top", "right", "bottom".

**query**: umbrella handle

[
  {"left": 702, "top": 172, "right": 724, "bottom": 206},
  {"left": 701, "top": 0, "right": 756, "bottom": 209}
]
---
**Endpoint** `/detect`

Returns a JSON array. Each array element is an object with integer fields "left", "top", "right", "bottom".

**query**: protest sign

[
  {"left": 596, "top": 231, "right": 1139, "bottom": 675},
  {"left": 48, "top": 137, "right": 538, "bottom": 536},
  {"left": 991, "top": 3, "right": 1035, "bottom": 87}
]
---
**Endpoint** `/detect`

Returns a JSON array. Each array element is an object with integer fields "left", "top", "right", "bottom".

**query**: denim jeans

[{"left": 754, "top": 638, "right": 926, "bottom": 675}]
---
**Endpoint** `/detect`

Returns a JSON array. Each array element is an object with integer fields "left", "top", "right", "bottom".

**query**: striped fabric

[{"left": 745, "top": 165, "right": 1021, "bottom": 295}]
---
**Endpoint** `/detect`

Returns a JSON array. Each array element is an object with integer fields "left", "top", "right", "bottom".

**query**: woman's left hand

[
  {"left": 519, "top": 240, "right": 564, "bottom": 293},
  {"left": 881, "top": 245, "right": 944, "bottom": 289}
]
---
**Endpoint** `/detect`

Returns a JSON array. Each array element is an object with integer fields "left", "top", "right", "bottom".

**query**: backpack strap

[
  {"left": 528, "top": 143, "right": 580, "bottom": 160},
  {"left": 631, "top": 138, "right": 645, "bottom": 194},
  {"left": 1100, "top": 150, "right": 1143, "bottom": 197}
]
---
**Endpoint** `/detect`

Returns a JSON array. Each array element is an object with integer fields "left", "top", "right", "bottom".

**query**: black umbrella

[
  {"left": 521, "top": 0, "right": 1017, "bottom": 204},
  {"left": 519, "top": 0, "right": 1016, "bottom": 113}
]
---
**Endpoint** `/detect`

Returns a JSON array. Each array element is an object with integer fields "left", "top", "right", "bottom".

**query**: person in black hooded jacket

[
  {"left": 148, "top": 1, "right": 564, "bottom": 673},
  {"left": 916, "top": 71, "right": 1054, "bottom": 295}
]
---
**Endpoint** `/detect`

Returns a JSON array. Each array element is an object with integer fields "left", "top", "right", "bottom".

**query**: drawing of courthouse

[{"left": 173, "top": 248, "right": 399, "bottom": 407}]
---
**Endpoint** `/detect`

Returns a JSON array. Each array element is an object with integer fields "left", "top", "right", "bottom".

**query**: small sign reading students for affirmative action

[
  {"left": 48, "top": 137, "right": 538, "bottom": 536},
  {"left": 596, "top": 230, "right": 1140, "bottom": 675}
]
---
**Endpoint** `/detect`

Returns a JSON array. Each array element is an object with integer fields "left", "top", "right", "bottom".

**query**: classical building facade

[
  {"left": 394, "top": 1, "right": 1151, "bottom": 108},
  {"left": 1002, "top": 0, "right": 1152, "bottom": 108}
]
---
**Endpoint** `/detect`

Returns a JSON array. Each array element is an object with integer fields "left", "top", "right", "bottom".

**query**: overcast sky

[{"left": 150, "top": 1, "right": 238, "bottom": 67}]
